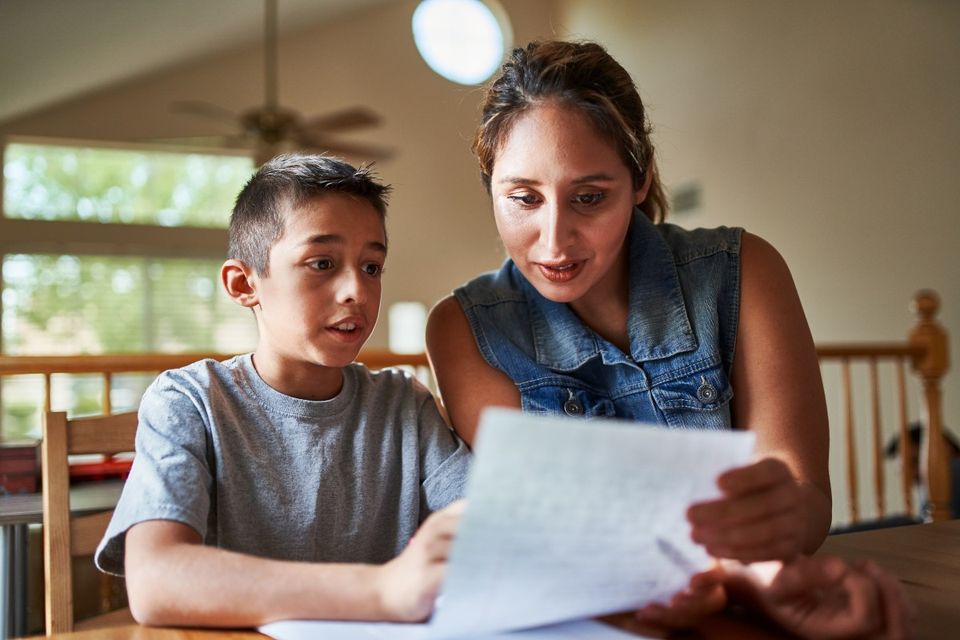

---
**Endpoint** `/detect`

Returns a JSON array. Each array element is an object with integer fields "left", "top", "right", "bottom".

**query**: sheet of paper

[
  {"left": 260, "top": 618, "right": 645, "bottom": 640},
  {"left": 428, "top": 408, "right": 755, "bottom": 638}
]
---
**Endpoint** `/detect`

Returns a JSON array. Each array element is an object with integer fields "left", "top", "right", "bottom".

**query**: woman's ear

[
  {"left": 634, "top": 162, "right": 655, "bottom": 206},
  {"left": 221, "top": 259, "right": 259, "bottom": 308}
]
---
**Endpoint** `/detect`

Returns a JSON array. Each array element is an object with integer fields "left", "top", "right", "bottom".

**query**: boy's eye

[
  {"left": 362, "top": 263, "right": 383, "bottom": 276},
  {"left": 573, "top": 192, "right": 606, "bottom": 206},
  {"left": 310, "top": 258, "right": 333, "bottom": 270}
]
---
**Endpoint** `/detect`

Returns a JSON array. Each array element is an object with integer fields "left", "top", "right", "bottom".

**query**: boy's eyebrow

[
  {"left": 302, "top": 235, "right": 387, "bottom": 254},
  {"left": 497, "top": 173, "right": 616, "bottom": 185}
]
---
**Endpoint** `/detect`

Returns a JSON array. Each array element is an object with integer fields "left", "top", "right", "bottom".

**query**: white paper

[
  {"left": 260, "top": 618, "right": 643, "bottom": 640},
  {"left": 429, "top": 408, "right": 754, "bottom": 638},
  {"left": 259, "top": 408, "right": 754, "bottom": 640}
]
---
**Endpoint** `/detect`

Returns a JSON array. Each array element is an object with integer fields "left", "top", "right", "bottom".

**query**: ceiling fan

[{"left": 172, "top": 0, "right": 392, "bottom": 166}]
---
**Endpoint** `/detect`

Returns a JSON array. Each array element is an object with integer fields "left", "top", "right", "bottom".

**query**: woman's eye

[
  {"left": 310, "top": 258, "right": 333, "bottom": 270},
  {"left": 573, "top": 192, "right": 606, "bottom": 206},
  {"left": 507, "top": 193, "right": 540, "bottom": 206},
  {"left": 363, "top": 263, "right": 383, "bottom": 276}
]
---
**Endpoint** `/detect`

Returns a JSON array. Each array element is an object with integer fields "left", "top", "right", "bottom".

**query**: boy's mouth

[{"left": 326, "top": 318, "right": 366, "bottom": 343}]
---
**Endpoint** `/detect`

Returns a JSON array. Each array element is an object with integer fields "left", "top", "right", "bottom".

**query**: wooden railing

[
  {"left": 0, "top": 292, "right": 951, "bottom": 523},
  {"left": 0, "top": 349, "right": 429, "bottom": 414},
  {"left": 815, "top": 290, "right": 951, "bottom": 523}
]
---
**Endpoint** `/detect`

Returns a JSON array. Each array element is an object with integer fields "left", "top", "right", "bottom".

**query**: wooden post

[{"left": 909, "top": 290, "right": 951, "bottom": 521}]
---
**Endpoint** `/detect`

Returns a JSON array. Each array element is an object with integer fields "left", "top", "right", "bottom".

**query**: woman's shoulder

[
  {"left": 655, "top": 222, "right": 744, "bottom": 265},
  {"left": 453, "top": 260, "right": 527, "bottom": 308}
]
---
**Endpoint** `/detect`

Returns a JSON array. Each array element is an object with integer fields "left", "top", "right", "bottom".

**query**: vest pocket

[
  {"left": 649, "top": 364, "right": 733, "bottom": 430},
  {"left": 519, "top": 382, "right": 616, "bottom": 419}
]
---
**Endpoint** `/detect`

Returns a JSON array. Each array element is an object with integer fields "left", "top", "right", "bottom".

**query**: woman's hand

[
  {"left": 376, "top": 500, "right": 465, "bottom": 622},
  {"left": 687, "top": 457, "right": 806, "bottom": 562},
  {"left": 753, "top": 555, "right": 916, "bottom": 639}
]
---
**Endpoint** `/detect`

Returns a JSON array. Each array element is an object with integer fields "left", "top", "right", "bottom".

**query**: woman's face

[{"left": 490, "top": 102, "right": 644, "bottom": 305}]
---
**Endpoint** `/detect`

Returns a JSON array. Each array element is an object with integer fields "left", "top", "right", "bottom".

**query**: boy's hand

[
  {"left": 687, "top": 457, "right": 805, "bottom": 562},
  {"left": 376, "top": 500, "right": 466, "bottom": 622},
  {"left": 632, "top": 566, "right": 727, "bottom": 634},
  {"left": 756, "top": 555, "right": 916, "bottom": 639}
]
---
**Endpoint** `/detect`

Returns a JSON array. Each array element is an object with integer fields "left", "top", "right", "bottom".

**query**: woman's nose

[{"left": 541, "top": 202, "right": 575, "bottom": 253}]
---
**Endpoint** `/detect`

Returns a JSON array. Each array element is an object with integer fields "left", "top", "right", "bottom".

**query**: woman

[{"left": 426, "top": 40, "right": 830, "bottom": 564}]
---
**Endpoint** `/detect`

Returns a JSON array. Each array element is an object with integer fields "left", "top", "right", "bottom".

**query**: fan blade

[
  {"left": 172, "top": 100, "right": 240, "bottom": 126},
  {"left": 300, "top": 107, "right": 382, "bottom": 134}
]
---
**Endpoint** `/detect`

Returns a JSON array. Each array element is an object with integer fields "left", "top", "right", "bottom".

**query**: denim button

[
  {"left": 696, "top": 378, "right": 718, "bottom": 404},
  {"left": 563, "top": 390, "right": 583, "bottom": 416}
]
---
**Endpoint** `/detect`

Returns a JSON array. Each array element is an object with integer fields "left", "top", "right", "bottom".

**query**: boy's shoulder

[
  {"left": 153, "top": 354, "right": 249, "bottom": 390},
  {"left": 346, "top": 362, "right": 436, "bottom": 411}
]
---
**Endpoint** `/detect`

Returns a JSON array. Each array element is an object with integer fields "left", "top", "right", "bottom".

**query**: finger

[
  {"left": 688, "top": 481, "right": 797, "bottom": 527},
  {"left": 864, "top": 561, "right": 915, "bottom": 639},
  {"left": 766, "top": 556, "right": 848, "bottom": 601},
  {"left": 697, "top": 512, "right": 803, "bottom": 561},
  {"left": 715, "top": 458, "right": 793, "bottom": 496}
]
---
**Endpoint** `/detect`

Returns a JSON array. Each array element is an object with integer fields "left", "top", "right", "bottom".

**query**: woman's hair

[{"left": 473, "top": 40, "right": 667, "bottom": 222}]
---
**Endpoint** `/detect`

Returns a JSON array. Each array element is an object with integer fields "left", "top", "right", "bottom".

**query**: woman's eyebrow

[{"left": 497, "top": 173, "right": 617, "bottom": 186}]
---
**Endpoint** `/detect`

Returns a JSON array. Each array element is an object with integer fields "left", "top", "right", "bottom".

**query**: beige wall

[
  {"left": 2, "top": 0, "right": 957, "bottom": 520},
  {"left": 558, "top": 0, "right": 959, "bottom": 522}
]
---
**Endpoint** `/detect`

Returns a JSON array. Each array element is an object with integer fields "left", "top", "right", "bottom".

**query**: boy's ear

[{"left": 221, "top": 259, "right": 259, "bottom": 308}]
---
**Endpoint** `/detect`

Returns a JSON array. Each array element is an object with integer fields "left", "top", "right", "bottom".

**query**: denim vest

[{"left": 454, "top": 210, "right": 742, "bottom": 430}]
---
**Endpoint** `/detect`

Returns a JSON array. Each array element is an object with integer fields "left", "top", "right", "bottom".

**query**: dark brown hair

[
  {"left": 473, "top": 40, "right": 667, "bottom": 222},
  {"left": 229, "top": 154, "right": 391, "bottom": 275}
]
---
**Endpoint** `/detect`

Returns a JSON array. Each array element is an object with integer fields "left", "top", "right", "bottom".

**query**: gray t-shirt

[{"left": 96, "top": 355, "right": 470, "bottom": 575}]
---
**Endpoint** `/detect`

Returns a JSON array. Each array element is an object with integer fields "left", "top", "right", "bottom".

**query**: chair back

[{"left": 41, "top": 410, "right": 138, "bottom": 634}]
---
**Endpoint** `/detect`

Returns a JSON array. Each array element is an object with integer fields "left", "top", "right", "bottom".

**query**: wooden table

[
  {"left": 25, "top": 520, "right": 960, "bottom": 639},
  {"left": 819, "top": 519, "right": 960, "bottom": 639}
]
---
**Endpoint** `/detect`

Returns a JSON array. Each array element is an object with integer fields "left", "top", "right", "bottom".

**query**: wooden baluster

[
  {"left": 103, "top": 372, "right": 112, "bottom": 415},
  {"left": 909, "top": 290, "right": 951, "bottom": 521},
  {"left": 896, "top": 358, "right": 914, "bottom": 515},
  {"left": 44, "top": 372, "right": 52, "bottom": 413},
  {"left": 841, "top": 358, "right": 858, "bottom": 523},
  {"left": 869, "top": 358, "right": 884, "bottom": 519}
]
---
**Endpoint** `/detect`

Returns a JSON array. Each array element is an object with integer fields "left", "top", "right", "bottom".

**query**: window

[{"left": 1, "top": 138, "right": 258, "bottom": 441}]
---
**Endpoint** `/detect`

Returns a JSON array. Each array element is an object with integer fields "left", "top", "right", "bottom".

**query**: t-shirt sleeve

[
  {"left": 95, "top": 372, "right": 214, "bottom": 576},
  {"left": 417, "top": 392, "right": 471, "bottom": 519}
]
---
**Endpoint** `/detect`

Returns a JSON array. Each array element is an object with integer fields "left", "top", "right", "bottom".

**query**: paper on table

[
  {"left": 259, "top": 408, "right": 754, "bottom": 640},
  {"left": 428, "top": 408, "right": 755, "bottom": 638},
  {"left": 260, "top": 617, "right": 645, "bottom": 639}
]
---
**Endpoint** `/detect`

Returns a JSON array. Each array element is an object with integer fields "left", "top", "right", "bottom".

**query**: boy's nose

[{"left": 337, "top": 269, "right": 367, "bottom": 304}]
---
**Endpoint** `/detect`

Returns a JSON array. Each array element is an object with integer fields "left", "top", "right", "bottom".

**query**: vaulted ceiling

[{"left": 0, "top": 0, "right": 396, "bottom": 124}]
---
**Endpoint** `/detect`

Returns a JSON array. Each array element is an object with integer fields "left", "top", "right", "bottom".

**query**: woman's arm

[
  {"left": 689, "top": 232, "right": 831, "bottom": 559},
  {"left": 426, "top": 295, "right": 520, "bottom": 446},
  {"left": 124, "top": 502, "right": 464, "bottom": 627}
]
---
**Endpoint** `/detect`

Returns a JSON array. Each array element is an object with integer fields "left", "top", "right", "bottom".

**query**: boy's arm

[{"left": 125, "top": 502, "right": 465, "bottom": 628}]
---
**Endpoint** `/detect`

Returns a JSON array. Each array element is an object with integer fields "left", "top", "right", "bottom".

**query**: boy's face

[{"left": 252, "top": 193, "right": 386, "bottom": 376}]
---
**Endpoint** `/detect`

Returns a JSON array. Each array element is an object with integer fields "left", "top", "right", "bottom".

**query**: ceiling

[{"left": 0, "top": 0, "right": 398, "bottom": 125}]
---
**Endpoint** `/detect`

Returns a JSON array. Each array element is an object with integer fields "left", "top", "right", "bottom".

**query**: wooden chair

[
  {"left": 40, "top": 411, "right": 138, "bottom": 634},
  {"left": 816, "top": 290, "right": 952, "bottom": 529}
]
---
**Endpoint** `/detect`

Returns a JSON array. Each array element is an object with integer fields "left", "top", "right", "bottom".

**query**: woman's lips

[{"left": 536, "top": 261, "right": 584, "bottom": 283}]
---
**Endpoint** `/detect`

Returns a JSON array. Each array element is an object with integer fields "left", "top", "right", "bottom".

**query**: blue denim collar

[{"left": 519, "top": 209, "right": 696, "bottom": 371}]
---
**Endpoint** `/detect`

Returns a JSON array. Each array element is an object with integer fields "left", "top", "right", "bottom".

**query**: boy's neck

[{"left": 250, "top": 350, "right": 345, "bottom": 401}]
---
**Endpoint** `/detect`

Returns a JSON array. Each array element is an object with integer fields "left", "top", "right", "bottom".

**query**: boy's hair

[{"left": 229, "top": 154, "right": 392, "bottom": 275}]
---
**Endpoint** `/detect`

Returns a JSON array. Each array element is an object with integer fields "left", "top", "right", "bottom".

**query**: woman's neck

[{"left": 569, "top": 243, "right": 631, "bottom": 353}]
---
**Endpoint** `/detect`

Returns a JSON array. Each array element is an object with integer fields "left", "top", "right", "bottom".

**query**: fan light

[{"left": 412, "top": 0, "right": 510, "bottom": 85}]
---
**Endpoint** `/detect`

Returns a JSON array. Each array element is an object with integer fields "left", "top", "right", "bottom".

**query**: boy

[{"left": 95, "top": 154, "right": 470, "bottom": 627}]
